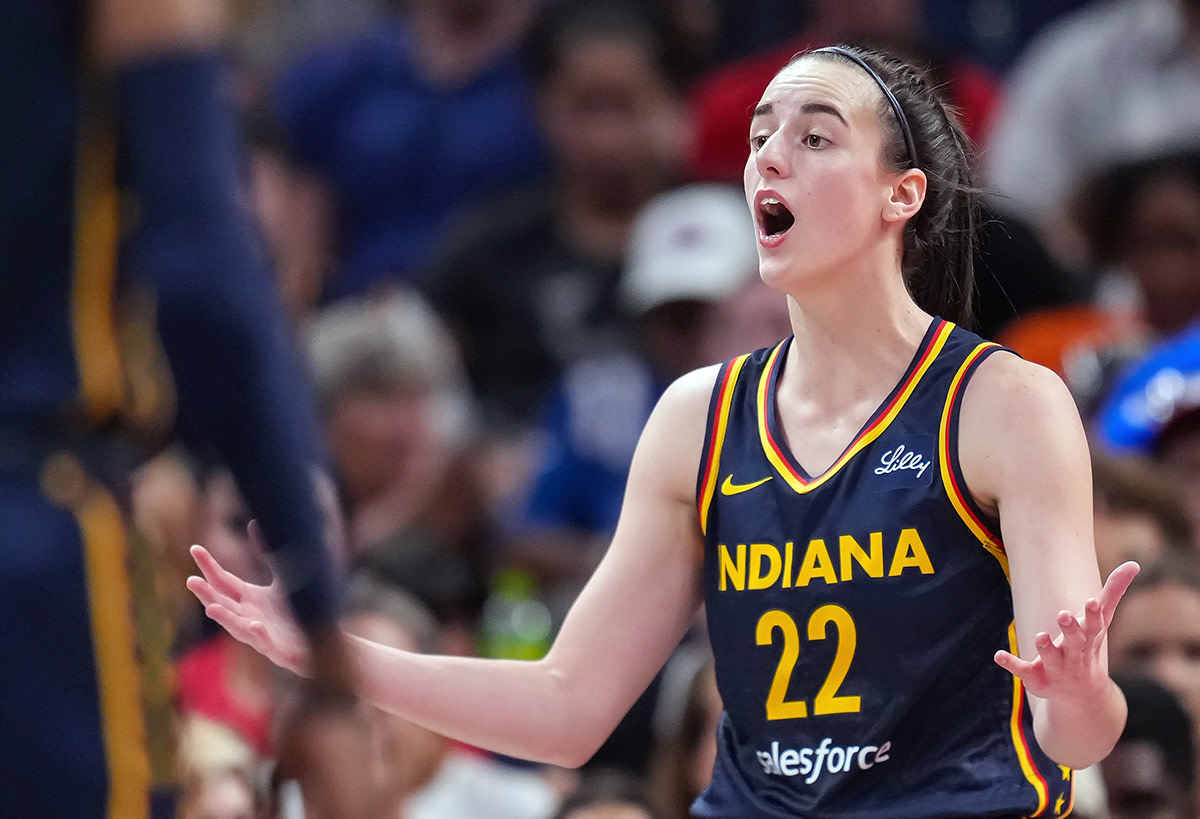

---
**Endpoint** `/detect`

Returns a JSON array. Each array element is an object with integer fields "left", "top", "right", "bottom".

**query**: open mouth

[{"left": 759, "top": 197, "right": 795, "bottom": 238}]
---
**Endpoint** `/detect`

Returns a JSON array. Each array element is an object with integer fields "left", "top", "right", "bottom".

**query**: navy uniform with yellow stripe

[
  {"left": 0, "top": 3, "right": 339, "bottom": 816},
  {"left": 692, "top": 319, "right": 1074, "bottom": 819}
]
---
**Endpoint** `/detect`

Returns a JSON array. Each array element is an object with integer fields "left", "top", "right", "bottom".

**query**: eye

[
  {"left": 749, "top": 133, "right": 770, "bottom": 151},
  {"left": 804, "top": 133, "right": 828, "bottom": 149}
]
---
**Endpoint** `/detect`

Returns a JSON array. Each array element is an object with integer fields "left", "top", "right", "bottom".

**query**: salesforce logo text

[{"left": 757, "top": 738, "right": 892, "bottom": 784}]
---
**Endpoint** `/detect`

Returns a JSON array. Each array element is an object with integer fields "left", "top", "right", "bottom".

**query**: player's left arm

[{"left": 958, "top": 352, "right": 1138, "bottom": 769}]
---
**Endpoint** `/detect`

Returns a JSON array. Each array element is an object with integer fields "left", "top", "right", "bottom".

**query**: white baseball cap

[{"left": 622, "top": 184, "right": 759, "bottom": 314}]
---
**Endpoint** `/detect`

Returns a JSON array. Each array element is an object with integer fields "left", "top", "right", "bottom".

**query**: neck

[{"left": 780, "top": 259, "right": 931, "bottom": 412}]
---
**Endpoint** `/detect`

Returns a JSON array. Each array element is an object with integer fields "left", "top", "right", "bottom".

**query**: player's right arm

[{"left": 191, "top": 364, "right": 718, "bottom": 766}]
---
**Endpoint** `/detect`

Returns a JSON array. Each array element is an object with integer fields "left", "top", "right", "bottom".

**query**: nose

[{"left": 754, "top": 132, "right": 789, "bottom": 179}]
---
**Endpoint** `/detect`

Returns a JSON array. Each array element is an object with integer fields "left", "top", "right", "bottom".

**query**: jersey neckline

[{"left": 757, "top": 317, "right": 954, "bottom": 494}]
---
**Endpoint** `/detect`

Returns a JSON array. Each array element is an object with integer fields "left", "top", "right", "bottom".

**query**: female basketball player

[{"left": 190, "top": 45, "right": 1138, "bottom": 817}]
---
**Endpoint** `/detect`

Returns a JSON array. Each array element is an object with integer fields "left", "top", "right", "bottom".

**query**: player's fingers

[
  {"left": 1055, "top": 611, "right": 1086, "bottom": 653},
  {"left": 1030, "top": 630, "right": 1065, "bottom": 672},
  {"left": 994, "top": 649, "right": 1042, "bottom": 684},
  {"left": 204, "top": 602, "right": 263, "bottom": 649},
  {"left": 190, "top": 544, "right": 245, "bottom": 603},
  {"left": 1078, "top": 597, "right": 1105, "bottom": 644},
  {"left": 1098, "top": 561, "right": 1141, "bottom": 623},
  {"left": 186, "top": 575, "right": 224, "bottom": 610}
]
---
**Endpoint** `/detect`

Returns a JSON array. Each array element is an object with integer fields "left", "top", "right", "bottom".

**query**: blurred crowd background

[{"left": 111, "top": 0, "right": 1200, "bottom": 816}]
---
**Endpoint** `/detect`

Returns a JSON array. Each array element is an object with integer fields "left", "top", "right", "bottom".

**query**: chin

[{"left": 757, "top": 250, "right": 808, "bottom": 289}]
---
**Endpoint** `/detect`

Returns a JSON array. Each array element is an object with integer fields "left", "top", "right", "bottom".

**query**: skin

[
  {"left": 1107, "top": 583, "right": 1200, "bottom": 738},
  {"left": 1118, "top": 173, "right": 1200, "bottom": 336},
  {"left": 190, "top": 56, "right": 1136, "bottom": 773},
  {"left": 1100, "top": 741, "right": 1194, "bottom": 819},
  {"left": 539, "top": 34, "right": 686, "bottom": 257},
  {"left": 1093, "top": 506, "right": 1172, "bottom": 579}
]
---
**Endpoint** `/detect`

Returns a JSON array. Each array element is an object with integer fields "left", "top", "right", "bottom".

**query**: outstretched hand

[
  {"left": 994, "top": 560, "right": 1140, "bottom": 698},
  {"left": 186, "top": 542, "right": 309, "bottom": 674},
  {"left": 188, "top": 539, "right": 388, "bottom": 818}
]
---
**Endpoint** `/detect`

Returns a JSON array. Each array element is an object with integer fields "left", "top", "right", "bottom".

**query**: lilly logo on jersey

[
  {"left": 757, "top": 737, "right": 892, "bottom": 784},
  {"left": 874, "top": 444, "right": 931, "bottom": 479}
]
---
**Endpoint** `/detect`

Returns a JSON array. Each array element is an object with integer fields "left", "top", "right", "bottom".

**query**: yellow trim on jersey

[
  {"left": 46, "top": 455, "right": 151, "bottom": 819},
  {"left": 1008, "top": 623, "right": 1050, "bottom": 817},
  {"left": 938, "top": 342, "right": 1009, "bottom": 577},
  {"left": 759, "top": 321, "right": 954, "bottom": 494},
  {"left": 1060, "top": 765, "right": 1076, "bottom": 817},
  {"left": 71, "top": 94, "right": 125, "bottom": 425},
  {"left": 699, "top": 354, "right": 750, "bottom": 535}
]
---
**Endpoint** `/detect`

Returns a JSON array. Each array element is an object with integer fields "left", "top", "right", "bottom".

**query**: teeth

[{"left": 761, "top": 197, "right": 780, "bottom": 206}]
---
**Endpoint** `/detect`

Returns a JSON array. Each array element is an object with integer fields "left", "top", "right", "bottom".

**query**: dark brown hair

[{"left": 799, "top": 44, "right": 980, "bottom": 327}]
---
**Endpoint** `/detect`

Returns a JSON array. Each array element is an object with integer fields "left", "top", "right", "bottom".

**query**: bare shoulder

[
  {"left": 962, "top": 352, "right": 1079, "bottom": 420},
  {"left": 958, "top": 352, "right": 1089, "bottom": 512}
]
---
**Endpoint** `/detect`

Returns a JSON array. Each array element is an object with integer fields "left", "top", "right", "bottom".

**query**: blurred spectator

[
  {"left": 994, "top": 147, "right": 1200, "bottom": 405},
  {"left": 687, "top": 0, "right": 1002, "bottom": 183},
  {"left": 339, "top": 578, "right": 562, "bottom": 819},
  {"left": 971, "top": 204, "right": 1086, "bottom": 339},
  {"left": 178, "top": 716, "right": 263, "bottom": 819},
  {"left": 244, "top": 112, "right": 335, "bottom": 328},
  {"left": 420, "top": 0, "right": 691, "bottom": 432},
  {"left": 553, "top": 769, "right": 662, "bottom": 819},
  {"left": 1107, "top": 555, "right": 1200, "bottom": 771},
  {"left": 984, "top": 0, "right": 1200, "bottom": 262},
  {"left": 306, "top": 289, "right": 483, "bottom": 557},
  {"left": 351, "top": 528, "right": 488, "bottom": 658},
  {"left": 272, "top": 0, "right": 545, "bottom": 300},
  {"left": 1102, "top": 674, "right": 1197, "bottom": 819},
  {"left": 507, "top": 184, "right": 758, "bottom": 591},
  {"left": 231, "top": 0, "right": 387, "bottom": 75},
  {"left": 1092, "top": 453, "right": 1193, "bottom": 577},
  {"left": 690, "top": 0, "right": 807, "bottom": 67},
  {"left": 921, "top": 0, "right": 1093, "bottom": 74},
  {"left": 700, "top": 274, "right": 792, "bottom": 365},
  {"left": 995, "top": 305, "right": 1144, "bottom": 414},
  {"left": 1093, "top": 325, "right": 1200, "bottom": 534},
  {"left": 1071, "top": 149, "right": 1200, "bottom": 337},
  {"left": 649, "top": 646, "right": 721, "bottom": 819},
  {"left": 1071, "top": 765, "right": 1111, "bottom": 819}
]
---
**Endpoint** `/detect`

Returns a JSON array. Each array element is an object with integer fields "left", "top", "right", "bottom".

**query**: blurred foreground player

[{"left": 0, "top": 0, "right": 377, "bottom": 816}]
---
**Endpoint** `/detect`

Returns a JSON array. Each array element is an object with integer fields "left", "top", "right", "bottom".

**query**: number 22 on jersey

[{"left": 757, "top": 604, "right": 861, "bottom": 721}]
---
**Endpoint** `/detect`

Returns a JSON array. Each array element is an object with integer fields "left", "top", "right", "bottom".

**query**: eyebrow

[{"left": 751, "top": 101, "right": 848, "bottom": 127}]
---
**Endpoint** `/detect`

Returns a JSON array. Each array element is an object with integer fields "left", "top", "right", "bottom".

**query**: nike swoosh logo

[{"left": 720, "top": 474, "right": 773, "bottom": 495}]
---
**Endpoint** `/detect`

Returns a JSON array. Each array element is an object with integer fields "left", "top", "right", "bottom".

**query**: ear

[{"left": 883, "top": 168, "right": 927, "bottom": 224}]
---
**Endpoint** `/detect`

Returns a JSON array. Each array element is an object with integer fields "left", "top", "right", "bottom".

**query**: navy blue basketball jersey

[{"left": 692, "top": 319, "right": 1073, "bottom": 819}]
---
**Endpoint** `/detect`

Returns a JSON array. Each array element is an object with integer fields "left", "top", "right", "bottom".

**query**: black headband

[{"left": 812, "top": 46, "right": 918, "bottom": 169}]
